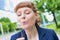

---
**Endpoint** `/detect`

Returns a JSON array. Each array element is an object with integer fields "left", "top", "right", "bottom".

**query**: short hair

[
  {"left": 14, "top": 1, "right": 37, "bottom": 13},
  {"left": 14, "top": 1, "right": 41, "bottom": 26}
]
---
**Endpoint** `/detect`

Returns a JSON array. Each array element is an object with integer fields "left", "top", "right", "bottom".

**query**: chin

[{"left": 21, "top": 25, "right": 29, "bottom": 29}]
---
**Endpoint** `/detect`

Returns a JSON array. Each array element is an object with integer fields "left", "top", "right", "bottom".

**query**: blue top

[{"left": 10, "top": 25, "right": 59, "bottom": 40}]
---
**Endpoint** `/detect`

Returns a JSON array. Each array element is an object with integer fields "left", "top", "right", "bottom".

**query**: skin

[
  {"left": 16, "top": 7, "right": 37, "bottom": 29},
  {"left": 16, "top": 7, "right": 38, "bottom": 40}
]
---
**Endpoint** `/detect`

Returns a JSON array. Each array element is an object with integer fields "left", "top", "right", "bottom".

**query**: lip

[{"left": 22, "top": 21, "right": 27, "bottom": 25}]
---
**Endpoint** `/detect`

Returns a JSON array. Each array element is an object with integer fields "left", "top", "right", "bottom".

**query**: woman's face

[{"left": 16, "top": 7, "right": 37, "bottom": 29}]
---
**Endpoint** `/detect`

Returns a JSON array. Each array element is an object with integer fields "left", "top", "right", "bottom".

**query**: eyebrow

[{"left": 24, "top": 9, "right": 30, "bottom": 13}]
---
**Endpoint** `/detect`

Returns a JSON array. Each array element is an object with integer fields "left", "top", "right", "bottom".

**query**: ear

[
  {"left": 35, "top": 13, "right": 38, "bottom": 20},
  {"left": 35, "top": 13, "right": 38, "bottom": 16}
]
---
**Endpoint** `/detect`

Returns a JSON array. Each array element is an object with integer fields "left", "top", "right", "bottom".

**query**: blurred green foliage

[
  {"left": 46, "top": 22, "right": 60, "bottom": 33},
  {"left": 46, "top": 23, "right": 57, "bottom": 30},
  {"left": 9, "top": 22, "right": 16, "bottom": 32},
  {"left": 1, "top": 22, "right": 9, "bottom": 33},
  {"left": 0, "top": 17, "right": 16, "bottom": 34},
  {"left": 0, "top": 17, "right": 11, "bottom": 22},
  {"left": 34, "top": 0, "right": 60, "bottom": 28}
]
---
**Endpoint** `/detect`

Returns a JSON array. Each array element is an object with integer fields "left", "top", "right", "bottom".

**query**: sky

[{"left": 0, "top": 10, "right": 17, "bottom": 22}]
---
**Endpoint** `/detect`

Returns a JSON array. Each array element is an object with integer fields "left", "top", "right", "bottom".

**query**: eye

[
  {"left": 26, "top": 12, "right": 30, "bottom": 14},
  {"left": 17, "top": 12, "right": 21, "bottom": 16},
  {"left": 17, "top": 14, "right": 21, "bottom": 16},
  {"left": 17, "top": 13, "right": 21, "bottom": 16},
  {"left": 25, "top": 11, "right": 30, "bottom": 15}
]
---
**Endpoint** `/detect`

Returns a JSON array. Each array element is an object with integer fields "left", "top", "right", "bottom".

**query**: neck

[{"left": 25, "top": 25, "right": 38, "bottom": 40}]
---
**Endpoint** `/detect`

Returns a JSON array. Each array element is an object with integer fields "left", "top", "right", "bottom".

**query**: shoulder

[
  {"left": 42, "top": 28, "right": 54, "bottom": 33},
  {"left": 38, "top": 27, "right": 59, "bottom": 40},
  {"left": 36, "top": 25, "right": 55, "bottom": 34},
  {"left": 39, "top": 27, "right": 56, "bottom": 35},
  {"left": 10, "top": 30, "right": 25, "bottom": 40},
  {"left": 10, "top": 31, "right": 21, "bottom": 40},
  {"left": 37, "top": 26, "right": 55, "bottom": 34}
]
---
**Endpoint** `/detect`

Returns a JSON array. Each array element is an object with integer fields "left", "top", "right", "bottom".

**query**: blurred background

[{"left": 0, "top": 0, "right": 60, "bottom": 40}]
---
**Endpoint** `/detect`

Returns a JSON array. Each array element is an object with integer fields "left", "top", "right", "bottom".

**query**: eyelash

[
  {"left": 26, "top": 12, "right": 30, "bottom": 14},
  {"left": 17, "top": 13, "right": 21, "bottom": 16},
  {"left": 18, "top": 15, "right": 21, "bottom": 16},
  {"left": 17, "top": 12, "right": 30, "bottom": 16}
]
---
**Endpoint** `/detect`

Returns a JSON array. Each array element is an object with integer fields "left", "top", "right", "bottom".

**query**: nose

[{"left": 21, "top": 14, "right": 25, "bottom": 19}]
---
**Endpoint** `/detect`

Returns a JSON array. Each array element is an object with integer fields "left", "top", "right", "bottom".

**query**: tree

[
  {"left": 34, "top": 0, "right": 60, "bottom": 28},
  {"left": 9, "top": 22, "right": 16, "bottom": 32},
  {"left": 45, "top": 0, "right": 60, "bottom": 28},
  {"left": 33, "top": 0, "right": 44, "bottom": 13},
  {"left": 0, "top": 17, "right": 11, "bottom": 22}
]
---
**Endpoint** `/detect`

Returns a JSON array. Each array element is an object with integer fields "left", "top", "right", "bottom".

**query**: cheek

[{"left": 27, "top": 14, "right": 36, "bottom": 25}]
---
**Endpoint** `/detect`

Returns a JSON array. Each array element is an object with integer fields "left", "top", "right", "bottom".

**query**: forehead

[{"left": 17, "top": 7, "right": 32, "bottom": 12}]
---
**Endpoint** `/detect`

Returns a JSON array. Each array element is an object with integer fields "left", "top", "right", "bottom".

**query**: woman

[{"left": 11, "top": 1, "right": 59, "bottom": 40}]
